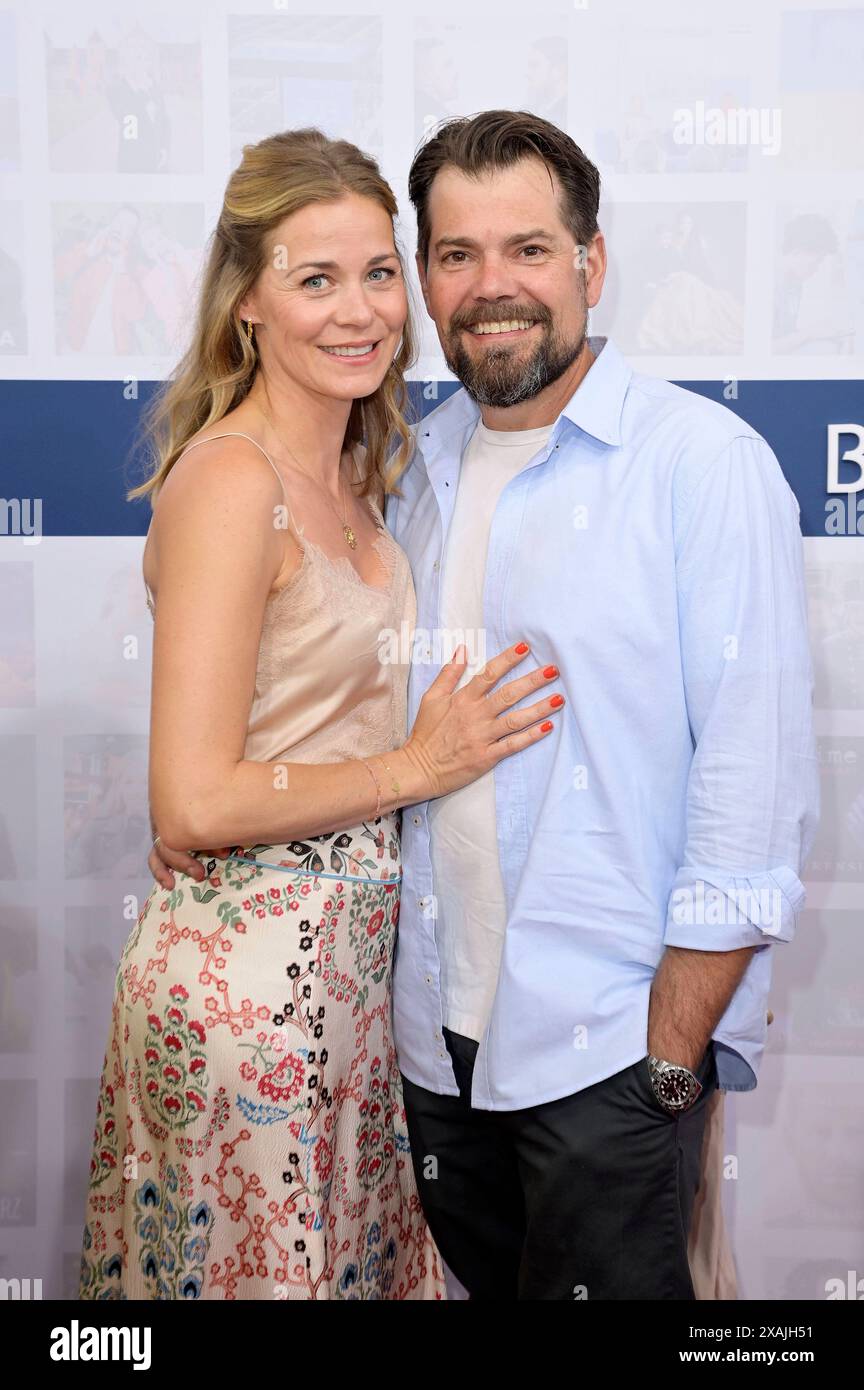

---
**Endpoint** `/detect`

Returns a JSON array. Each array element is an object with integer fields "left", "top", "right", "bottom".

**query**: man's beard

[{"left": 442, "top": 311, "right": 586, "bottom": 408}]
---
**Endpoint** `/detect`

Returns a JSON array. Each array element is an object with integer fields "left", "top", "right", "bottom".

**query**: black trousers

[{"left": 401, "top": 1030, "right": 718, "bottom": 1300}]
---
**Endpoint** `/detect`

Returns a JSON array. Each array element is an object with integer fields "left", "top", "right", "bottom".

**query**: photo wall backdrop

[{"left": 0, "top": 0, "right": 862, "bottom": 1301}]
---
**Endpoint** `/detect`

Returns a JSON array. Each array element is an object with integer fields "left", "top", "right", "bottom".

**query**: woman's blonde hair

[{"left": 128, "top": 128, "right": 418, "bottom": 505}]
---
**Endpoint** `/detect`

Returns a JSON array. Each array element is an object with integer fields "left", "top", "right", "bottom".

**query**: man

[{"left": 384, "top": 110, "right": 819, "bottom": 1300}]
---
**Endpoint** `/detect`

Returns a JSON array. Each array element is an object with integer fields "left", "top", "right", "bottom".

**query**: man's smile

[{"left": 462, "top": 318, "right": 541, "bottom": 339}]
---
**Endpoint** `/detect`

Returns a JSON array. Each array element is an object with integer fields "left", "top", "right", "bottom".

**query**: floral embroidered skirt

[{"left": 78, "top": 810, "right": 445, "bottom": 1300}]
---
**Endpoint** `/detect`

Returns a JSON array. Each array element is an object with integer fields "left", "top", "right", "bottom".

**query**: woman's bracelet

[
  {"left": 377, "top": 756, "right": 401, "bottom": 813},
  {"left": 360, "top": 758, "right": 382, "bottom": 818},
  {"left": 360, "top": 755, "right": 403, "bottom": 818}
]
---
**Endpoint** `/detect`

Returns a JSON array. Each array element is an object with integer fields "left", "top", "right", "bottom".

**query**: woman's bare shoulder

[{"left": 157, "top": 427, "right": 281, "bottom": 509}]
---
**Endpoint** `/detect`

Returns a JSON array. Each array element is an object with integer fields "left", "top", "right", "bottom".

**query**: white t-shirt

[{"left": 427, "top": 416, "right": 556, "bottom": 1041}]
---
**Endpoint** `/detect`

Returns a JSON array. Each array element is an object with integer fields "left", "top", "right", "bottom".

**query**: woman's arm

[{"left": 147, "top": 437, "right": 428, "bottom": 849}]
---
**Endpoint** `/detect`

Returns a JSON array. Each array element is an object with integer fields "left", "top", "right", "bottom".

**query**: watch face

[{"left": 652, "top": 1064, "right": 694, "bottom": 1107}]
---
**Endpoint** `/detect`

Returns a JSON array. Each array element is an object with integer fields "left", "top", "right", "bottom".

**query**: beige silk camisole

[{"left": 144, "top": 431, "right": 418, "bottom": 766}]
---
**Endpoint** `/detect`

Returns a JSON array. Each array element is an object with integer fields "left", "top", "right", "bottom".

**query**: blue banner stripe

[{"left": 0, "top": 379, "right": 861, "bottom": 537}]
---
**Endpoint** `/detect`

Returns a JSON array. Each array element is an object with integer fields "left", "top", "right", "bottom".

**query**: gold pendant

[{"left": 343, "top": 523, "right": 357, "bottom": 550}]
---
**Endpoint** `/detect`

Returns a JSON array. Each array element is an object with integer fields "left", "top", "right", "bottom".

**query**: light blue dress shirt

[{"left": 385, "top": 335, "right": 820, "bottom": 1111}]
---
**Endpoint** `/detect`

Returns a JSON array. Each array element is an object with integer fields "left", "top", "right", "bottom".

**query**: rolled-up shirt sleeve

[{"left": 663, "top": 433, "right": 820, "bottom": 952}]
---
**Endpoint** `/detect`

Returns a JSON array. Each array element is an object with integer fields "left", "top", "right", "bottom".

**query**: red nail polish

[
  {"left": 515, "top": 642, "right": 529, "bottom": 655},
  {"left": 550, "top": 694, "right": 564, "bottom": 708},
  {"left": 543, "top": 665, "right": 558, "bottom": 678},
  {"left": 540, "top": 720, "right": 553, "bottom": 732}
]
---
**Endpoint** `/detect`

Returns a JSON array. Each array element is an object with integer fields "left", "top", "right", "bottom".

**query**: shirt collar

[
  {"left": 558, "top": 335, "right": 631, "bottom": 446},
  {"left": 415, "top": 334, "right": 632, "bottom": 466}
]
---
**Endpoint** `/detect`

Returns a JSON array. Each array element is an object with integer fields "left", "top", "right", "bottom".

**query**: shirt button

[
  {"left": 425, "top": 975, "right": 433, "bottom": 986},
  {"left": 433, "top": 560, "right": 440, "bottom": 570},
  {"left": 412, "top": 814, "right": 421, "bottom": 826}
]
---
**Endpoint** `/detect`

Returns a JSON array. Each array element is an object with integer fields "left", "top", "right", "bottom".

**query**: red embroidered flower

[
  {"left": 258, "top": 1053, "right": 305, "bottom": 1103},
  {"left": 314, "top": 1139, "right": 333, "bottom": 1183}
]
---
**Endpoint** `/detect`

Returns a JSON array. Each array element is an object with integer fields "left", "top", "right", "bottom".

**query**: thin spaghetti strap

[{"left": 176, "top": 430, "right": 301, "bottom": 533}]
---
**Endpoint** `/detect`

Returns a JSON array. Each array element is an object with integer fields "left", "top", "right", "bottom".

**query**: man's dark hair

[{"left": 408, "top": 109, "right": 601, "bottom": 268}]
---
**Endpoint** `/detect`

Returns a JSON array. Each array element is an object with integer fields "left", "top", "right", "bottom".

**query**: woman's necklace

[{"left": 261, "top": 409, "right": 358, "bottom": 550}]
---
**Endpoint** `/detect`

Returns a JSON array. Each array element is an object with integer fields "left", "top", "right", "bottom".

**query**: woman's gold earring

[{"left": 245, "top": 319, "right": 254, "bottom": 345}]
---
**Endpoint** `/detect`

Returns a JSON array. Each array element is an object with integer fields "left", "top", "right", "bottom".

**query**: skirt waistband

[
  {"left": 192, "top": 810, "right": 402, "bottom": 887},
  {"left": 224, "top": 856, "right": 400, "bottom": 886}
]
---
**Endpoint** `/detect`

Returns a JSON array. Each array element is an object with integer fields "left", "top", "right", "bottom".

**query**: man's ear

[
  {"left": 585, "top": 230, "right": 607, "bottom": 311},
  {"left": 415, "top": 250, "right": 431, "bottom": 310}
]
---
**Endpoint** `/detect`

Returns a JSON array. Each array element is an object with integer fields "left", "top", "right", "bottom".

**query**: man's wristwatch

[{"left": 647, "top": 1055, "right": 703, "bottom": 1114}]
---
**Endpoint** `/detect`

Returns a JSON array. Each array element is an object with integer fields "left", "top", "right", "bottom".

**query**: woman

[{"left": 78, "top": 128, "right": 565, "bottom": 1301}]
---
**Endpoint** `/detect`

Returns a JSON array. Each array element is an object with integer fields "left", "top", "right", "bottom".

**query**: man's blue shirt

[{"left": 385, "top": 335, "right": 820, "bottom": 1111}]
